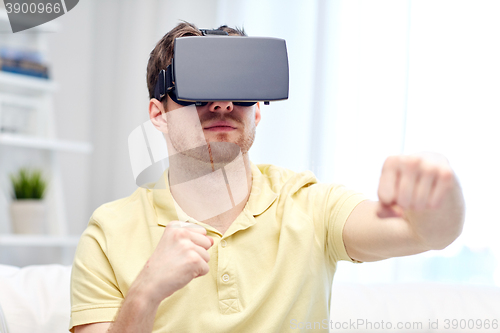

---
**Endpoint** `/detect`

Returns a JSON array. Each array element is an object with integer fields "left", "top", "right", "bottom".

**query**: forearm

[
  {"left": 405, "top": 176, "right": 465, "bottom": 250},
  {"left": 108, "top": 278, "right": 162, "bottom": 333}
]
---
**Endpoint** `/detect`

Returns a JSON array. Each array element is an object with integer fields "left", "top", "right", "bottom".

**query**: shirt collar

[
  {"left": 150, "top": 172, "right": 179, "bottom": 227},
  {"left": 246, "top": 162, "right": 278, "bottom": 216},
  {"left": 151, "top": 162, "right": 278, "bottom": 228}
]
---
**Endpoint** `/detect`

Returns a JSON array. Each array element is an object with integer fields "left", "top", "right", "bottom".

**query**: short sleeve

[
  {"left": 69, "top": 218, "right": 123, "bottom": 331},
  {"left": 324, "top": 185, "right": 367, "bottom": 263}
]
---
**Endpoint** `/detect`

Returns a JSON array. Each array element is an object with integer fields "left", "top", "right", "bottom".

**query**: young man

[{"left": 70, "top": 23, "right": 465, "bottom": 333}]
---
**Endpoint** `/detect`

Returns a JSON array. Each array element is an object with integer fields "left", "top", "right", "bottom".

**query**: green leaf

[{"left": 9, "top": 168, "right": 47, "bottom": 200}]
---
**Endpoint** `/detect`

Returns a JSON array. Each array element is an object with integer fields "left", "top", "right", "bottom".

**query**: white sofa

[
  {"left": 0, "top": 264, "right": 71, "bottom": 333},
  {"left": 1, "top": 264, "right": 499, "bottom": 333}
]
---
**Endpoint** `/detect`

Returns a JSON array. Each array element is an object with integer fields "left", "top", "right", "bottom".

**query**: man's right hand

[
  {"left": 137, "top": 221, "right": 214, "bottom": 303},
  {"left": 75, "top": 221, "right": 213, "bottom": 333}
]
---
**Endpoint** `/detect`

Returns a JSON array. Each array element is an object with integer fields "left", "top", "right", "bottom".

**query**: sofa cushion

[{"left": 0, "top": 264, "right": 71, "bottom": 333}]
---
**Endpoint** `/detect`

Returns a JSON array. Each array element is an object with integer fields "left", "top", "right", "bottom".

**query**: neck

[{"left": 167, "top": 142, "right": 252, "bottom": 234}]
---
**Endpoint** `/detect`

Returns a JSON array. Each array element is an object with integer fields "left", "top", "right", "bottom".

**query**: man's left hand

[{"left": 376, "top": 153, "right": 456, "bottom": 218}]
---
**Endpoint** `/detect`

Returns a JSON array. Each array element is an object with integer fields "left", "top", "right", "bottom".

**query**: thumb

[{"left": 377, "top": 203, "right": 404, "bottom": 219}]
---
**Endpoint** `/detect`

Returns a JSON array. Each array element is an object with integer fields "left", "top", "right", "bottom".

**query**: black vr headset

[{"left": 153, "top": 30, "right": 289, "bottom": 107}]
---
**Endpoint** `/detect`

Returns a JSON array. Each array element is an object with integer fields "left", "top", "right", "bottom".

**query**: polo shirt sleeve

[
  {"left": 69, "top": 217, "right": 123, "bottom": 332},
  {"left": 323, "top": 184, "right": 367, "bottom": 263}
]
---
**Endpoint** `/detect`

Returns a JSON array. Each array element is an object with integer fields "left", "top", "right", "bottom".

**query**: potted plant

[{"left": 9, "top": 168, "right": 48, "bottom": 234}]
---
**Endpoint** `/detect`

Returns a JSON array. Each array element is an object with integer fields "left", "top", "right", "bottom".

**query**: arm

[
  {"left": 343, "top": 153, "right": 465, "bottom": 262},
  {"left": 73, "top": 221, "right": 213, "bottom": 333},
  {"left": 74, "top": 323, "right": 111, "bottom": 333}
]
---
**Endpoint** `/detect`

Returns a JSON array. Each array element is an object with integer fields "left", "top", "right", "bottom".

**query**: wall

[{"left": 46, "top": 0, "right": 95, "bottom": 234}]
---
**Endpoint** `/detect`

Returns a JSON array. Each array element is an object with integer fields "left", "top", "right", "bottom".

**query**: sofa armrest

[
  {"left": 0, "top": 302, "right": 9, "bottom": 333},
  {"left": 0, "top": 264, "right": 72, "bottom": 333}
]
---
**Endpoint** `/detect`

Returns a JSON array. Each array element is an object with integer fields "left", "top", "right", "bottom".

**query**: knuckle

[
  {"left": 439, "top": 168, "right": 454, "bottom": 182},
  {"left": 173, "top": 238, "right": 191, "bottom": 252},
  {"left": 167, "top": 225, "right": 179, "bottom": 234},
  {"left": 181, "top": 239, "right": 195, "bottom": 251},
  {"left": 169, "top": 230, "right": 183, "bottom": 242},
  {"left": 383, "top": 155, "right": 399, "bottom": 170},
  {"left": 174, "top": 228, "right": 189, "bottom": 238},
  {"left": 404, "top": 156, "right": 421, "bottom": 171},
  {"left": 167, "top": 221, "right": 182, "bottom": 228},
  {"left": 200, "top": 263, "right": 210, "bottom": 276},
  {"left": 419, "top": 160, "right": 437, "bottom": 174},
  {"left": 186, "top": 252, "right": 200, "bottom": 266}
]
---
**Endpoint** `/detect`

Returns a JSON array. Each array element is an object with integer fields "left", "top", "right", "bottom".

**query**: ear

[
  {"left": 255, "top": 102, "right": 261, "bottom": 126},
  {"left": 149, "top": 98, "right": 168, "bottom": 133}
]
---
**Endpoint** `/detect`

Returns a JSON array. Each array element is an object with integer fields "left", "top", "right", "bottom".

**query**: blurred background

[{"left": 0, "top": 0, "right": 498, "bottom": 287}]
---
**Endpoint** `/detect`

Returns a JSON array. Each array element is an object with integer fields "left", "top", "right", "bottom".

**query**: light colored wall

[{"left": 46, "top": 1, "right": 95, "bottom": 234}]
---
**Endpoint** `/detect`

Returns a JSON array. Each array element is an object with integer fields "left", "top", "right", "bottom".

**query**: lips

[{"left": 203, "top": 121, "right": 237, "bottom": 131}]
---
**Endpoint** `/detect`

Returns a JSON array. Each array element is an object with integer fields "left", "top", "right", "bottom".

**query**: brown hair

[{"left": 146, "top": 22, "right": 246, "bottom": 100}]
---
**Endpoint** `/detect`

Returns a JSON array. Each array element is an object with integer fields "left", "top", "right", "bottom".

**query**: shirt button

[
  {"left": 221, "top": 240, "right": 227, "bottom": 248},
  {"left": 222, "top": 274, "right": 230, "bottom": 282}
]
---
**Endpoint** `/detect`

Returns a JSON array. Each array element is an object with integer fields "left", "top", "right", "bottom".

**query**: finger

[
  {"left": 191, "top": 243, "right": 210, "bottom": 263},
  {"left": 165, "top": 222, "right": 212, "bottom": 249},
  {"left": 397, "top": 159, "right": 420, "bottom": 209},
  {"left": 188, "top": 232, "right": 213, "bottom": 251},
  {"left": 378, "top": 156, "right": 400, "bottom": 205},
  {"left": 194, "top": 261, "right": 210, "bottom": 278},
  {"left": 178, "top": 223, "right": 213, "bottom": 246},
  {"left": 429, "top": 169, "right": 454, "bottom": 208},
  {"left": 413, "top": 168, "right": 437, "bottom": 210},
  {"left": 168, "top": 221, "right": 207, "bottom": 235}
]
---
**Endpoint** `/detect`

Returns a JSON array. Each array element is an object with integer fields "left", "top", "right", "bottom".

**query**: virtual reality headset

[{"left": 153, "top": 31, "right": 289, "bottom": 106}]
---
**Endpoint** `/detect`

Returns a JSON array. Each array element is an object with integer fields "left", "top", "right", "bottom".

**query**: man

[{"left": 70, "top": 23, "right": 465, "bottom": 333}]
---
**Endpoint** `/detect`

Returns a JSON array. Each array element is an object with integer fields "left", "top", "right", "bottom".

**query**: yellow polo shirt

[{"left": 70, "top": 163, "right": 366, "bottom": 332}]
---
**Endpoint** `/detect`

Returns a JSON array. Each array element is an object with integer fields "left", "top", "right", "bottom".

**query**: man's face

[{"left": 165, "top": 97, "right": 261, "bottom": 159}]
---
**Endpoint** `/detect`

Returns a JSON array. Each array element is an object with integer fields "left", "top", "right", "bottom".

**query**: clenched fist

[
  {"left": 134, "top": 221, "right": 214, "bottom": 304},
  {"left": 377, "top": 153, "right": 456, "bottom": 218}
]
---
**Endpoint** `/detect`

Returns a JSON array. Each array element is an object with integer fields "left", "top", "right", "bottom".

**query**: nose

[{"left": 209, "top": 101, "right": 233, "bottom": 113}]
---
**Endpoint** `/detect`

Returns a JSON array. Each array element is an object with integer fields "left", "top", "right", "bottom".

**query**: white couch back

[
  {"left": 0, "top": 264, "right": 71, "bottom": 333},
  {"left": 331, "top": 282, "right": 500, "bottom": 333},
  {"left": 1, "top": 264, "right": 500, "bottom": 333}
]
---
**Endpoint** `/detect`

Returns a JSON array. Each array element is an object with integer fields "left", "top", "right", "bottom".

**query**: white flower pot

[{"left": 10, "top": 200, "right": 47, "bottom": 234}]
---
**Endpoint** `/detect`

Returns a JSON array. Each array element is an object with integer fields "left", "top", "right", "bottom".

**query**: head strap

[
  {"left": 154, "top": 65, "right": 174, "bottom": 101},
  {"left": 200, "top": 29, "right": 229, "bottom": 36}
]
